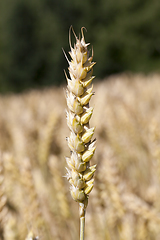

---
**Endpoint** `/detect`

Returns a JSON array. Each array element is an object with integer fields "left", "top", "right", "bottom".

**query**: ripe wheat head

[{"left": 64, "top": 26, "right": 96, "bottom": 240}]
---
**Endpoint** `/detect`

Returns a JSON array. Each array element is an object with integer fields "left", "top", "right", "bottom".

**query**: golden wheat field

[{"left": 1, "top": 73, "right": 160, "bottom": 240}]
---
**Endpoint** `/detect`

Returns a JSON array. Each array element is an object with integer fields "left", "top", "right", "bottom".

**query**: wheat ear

[{"left": 64, "top": 26, "right": 96, "bottom": 240}]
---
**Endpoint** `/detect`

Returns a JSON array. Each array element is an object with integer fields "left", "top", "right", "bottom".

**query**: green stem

[{"left": 80, "top": 216, "right": 85, "bottom": 240}]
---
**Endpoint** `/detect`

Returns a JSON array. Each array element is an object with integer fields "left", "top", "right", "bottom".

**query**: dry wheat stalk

[{"left": 64, "top": 26, "right": 96, "bottom": 240}]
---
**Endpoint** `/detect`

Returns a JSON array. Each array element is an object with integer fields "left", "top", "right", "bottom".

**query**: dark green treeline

[{"left": 0, "top": 0, "right": 160, "bottom": 93}]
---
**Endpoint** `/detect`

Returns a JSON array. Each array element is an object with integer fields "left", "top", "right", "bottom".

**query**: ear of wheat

[{"left": 64, "top": 26, "right": 96, "bottom": 240}]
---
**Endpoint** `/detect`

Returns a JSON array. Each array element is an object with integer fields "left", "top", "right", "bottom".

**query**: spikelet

[{"left": 64, "top": 26, "right": 96, "bottom": 218}]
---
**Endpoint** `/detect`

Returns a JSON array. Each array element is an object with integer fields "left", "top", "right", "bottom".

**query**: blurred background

[
  {"left": 1, "top": 1, "right": 160, "bottom": 240},
  {"left": 0, "top": 0, "right": 160, "bottom": 93}
]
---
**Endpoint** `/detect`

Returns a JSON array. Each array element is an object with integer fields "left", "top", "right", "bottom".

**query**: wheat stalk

[{"left": 64, "top": 26, "right": 96, "bottom": 240}]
